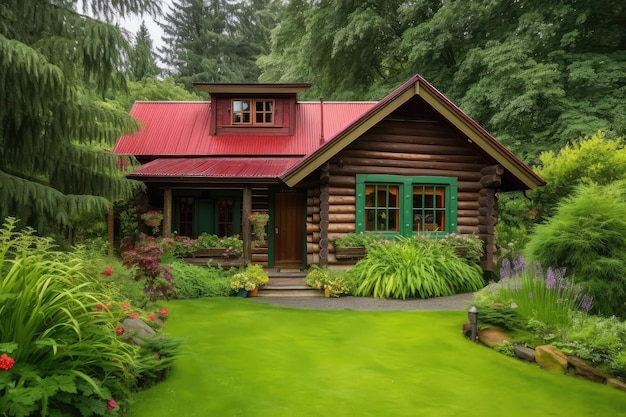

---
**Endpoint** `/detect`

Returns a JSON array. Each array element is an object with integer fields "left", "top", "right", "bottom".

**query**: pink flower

[
  {"left": 158, "top": 308, "right": 169, "bottom": 318},
  {"left": 102, "top": 267, "right": 113, "bottom": 276},
  {"left": 147, "top": 313, "right": 155, "bottom": 321},
  {"left": 0, "top": 353, "right": 15, "bottom": 371},
  {"left": 107, "top": 399, "right": 117, "bottom": 410},
  {"left": 129, "top": 312, "right": 139, "bottom": 319},
  {"left": 115, "top": 324, "right": 125, "bottom": 336}
]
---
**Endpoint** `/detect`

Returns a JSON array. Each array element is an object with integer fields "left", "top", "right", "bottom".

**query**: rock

[
  {"left": 567, "top": 356, "right": 609, "bottom": 383},
  {"left": 535, "top": 345, "right": 568, "bottom": 373},
  {"left": 477, "top": 326, "right": 513, "bottom": 348},
  {"left": 513, "top": 345, "right": 536, "bottom": 362},
  {"left": 607, "top": 378, "right": 626, "bottom": 392},
  {"left": 122, "top": 318, "right": 156, "bottom": 345}
]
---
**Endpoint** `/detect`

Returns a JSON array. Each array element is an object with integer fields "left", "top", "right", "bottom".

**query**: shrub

[
  {"left": 439, "top": 232, "right": 484, "bottom": 264},
  {"left": 330, "top": 232, "right": 383, "bottom": 248},
  {"left": 525, "top": 181, "right": 626, "bottom": 318},
  {"left": 305, "top": 266, "right": 351, "bottom": 297},
  {"left": 349, "top": 238, "right": 484, "bottom": 299},
  {"left": 0, "top": 218, "right": 179, "bottom": 415},
  {"left": 170, "top": 261, "right": 232, "bottom": 299},
  {"left": 190, "top": 233, "right": 243, "bottom": 254},
  {"left": 230, "top": 264, "right": 269, "bottom": 292}
]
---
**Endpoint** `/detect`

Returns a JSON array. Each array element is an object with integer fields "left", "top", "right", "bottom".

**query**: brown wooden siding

[{"left": 305, "top": 116, "right": 499, "bottom": 268}]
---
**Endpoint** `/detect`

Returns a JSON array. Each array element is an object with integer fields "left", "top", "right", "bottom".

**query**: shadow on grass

[{"left": 127, "top": 298, "right": 626, "bottom": 417}]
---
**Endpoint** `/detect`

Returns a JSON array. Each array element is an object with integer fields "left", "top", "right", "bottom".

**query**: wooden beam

[
  {"left": 243, "top": 186, "right": 252, "bottom": 266},
  {"left": 163, "top": 187, "right": 172, "bottom": 238}
]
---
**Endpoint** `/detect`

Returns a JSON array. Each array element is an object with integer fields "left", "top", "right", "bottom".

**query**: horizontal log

[
  {"left": 327, "top": 253, "right": 359, "bottom": 265},
  {"left": 307, "top": 243, "right": 320, "bottom": 253},
  {"left": 480, "top": 174, "right": 502, "bottom": 188},
  {"left": 328, "top": 186, "right": 355, "bottom": 196},
  {"left": 328, "top": 223, "right": 356, "bottom": 233},
  {"left": 478, "top": 224, "right": 496, "bottom": 235},
  {"left": 334, "top": 165, "right": 482, "bottom": 181},
  {"left": 480, "top": 164, "right": 505, "bottom": 176},
  {"left": 307, "top": 223, "right": 320, "bottom": 233},
  {"left": 458, "top": 181, "right": 482, "bottom": 192},
  {"left": 327, "top": 174, "right": 356, "bottom": 187},
  {"left": 457, "top": 201, "right": 480, "bottom": 210},
  {"left": 458, "top": 192, "right": 480, "bottom": 201},
  {"left": 251, "top": 253, "right": 268, "bottom": 262},
  {"left": 477, "top": 196, "right": 495, "bottom": 208},
  {"left": 307, "top": 206, "right": 320, "bottom": 215},
  {"left": 339, "top": 149, "right": 487, "bottom": 165},
  {"left": 457, "top": 217, "right": 479, "bottom": 227},
  {"left": 312, "top": 214, "right": 320, "bottom": 223},
  {"left": 307, "top": 188, "right": 319, "bottom": 197},
  {"left": 312, "top": 232, "right": 320, "bottom": 241},
  {"left": 330, "top": 213, "right": 356, "bottom": 222},
  {"left": 328, "top": 195, "right": 356, "bottom": 204},
  {"left": 458, "top": 210, "right": 479, "bottom": 218},
  {"left": 329, "top": 204, "right": 356, "bottom": 214},
  {"left": 337, "top": 156, "right": 486, "bottom": 175},
  {"left": 307, "top": 253, "right": 319, "bottom": 264},
  {"left": 478, "top": 206, "right": 495, "bottom": 217},
  {"left": 307, "top": 235, "right": 313, "bottom": 243},
  {"left": 457, "top": 225, "right": 480, "bottom": 235}
]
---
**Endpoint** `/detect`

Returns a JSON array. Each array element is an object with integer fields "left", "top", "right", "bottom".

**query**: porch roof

[{"left": 127, "top": 157, "right": 302, "bottom": 183}]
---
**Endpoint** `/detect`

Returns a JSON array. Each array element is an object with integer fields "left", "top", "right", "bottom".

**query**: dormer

[{"left": 193, "top": 82, "right": 311, "bottom": 136}]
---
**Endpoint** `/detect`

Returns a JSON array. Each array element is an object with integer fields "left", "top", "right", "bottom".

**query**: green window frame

[{"left": 356, "top": 174, "right": 457, "bottom": 236}]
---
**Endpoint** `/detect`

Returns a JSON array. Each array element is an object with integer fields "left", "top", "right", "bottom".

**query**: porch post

[
  {"left": 319, "top": 162, "right": 330, "bottom": 267},
  {"left": 163, "top": 187, "right": 172, "bottom": 238},
  {"left": 243, "top": 186, "right": 252, "bottom": 265}
]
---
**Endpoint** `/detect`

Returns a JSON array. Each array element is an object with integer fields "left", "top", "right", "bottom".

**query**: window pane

[
  {"left": 233, "top": 101, "right": 242, "bottom": 112},
  {"left": 243, "top": 113, "right": 250, "bottom": 123},
  {"left": 256, "top": 101, "right": 264, "bottom": 111},
  {"left": 242, "top": 100, "right": 250, "bottom": 111},
  {"left": 256, "top": 113, "right": 264, "bottom": 123},
  {"left": 265, "top": 113, "right": 272, "bottom": 123},
  {"left": 365, "top": 184, "right": 399, "bottom": 231},
  {"left": 413, "top": 185, "right": 445, "bottom": 232},
  {"left": 265, "top": 101, "right": 273, "bottom": 111}
]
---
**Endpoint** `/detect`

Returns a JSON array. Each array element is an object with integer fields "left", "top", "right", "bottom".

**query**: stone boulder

[
  {"left": 477, "top": 327, "right": 513, "bottom": 348},
  {"left": 607, "top": 378, "right": 626, "bottom": 392},
  {"left": 567, "top": 356, "right": 609, "bottom": 383},
  {"left": 122, "top": 317, "right": 157, "bottom": 345},
  {"left": 513, "top": 345, "right": 536, "bottom": 362},
  {"left": 535, "top": 345, "right": 568, "bottom": 373}
]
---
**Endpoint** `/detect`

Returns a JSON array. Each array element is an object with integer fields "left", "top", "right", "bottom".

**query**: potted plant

[
  {"left": 330, "top": 232, "right": 382, "bottom": 259},
  {"left": 190, "top": 233, "right": 243, "bottom": 258},
  {"left": 249, "top": 211, "right": 269, "bottom": 245},
  {"left": 141, "top": 210, "right": 163, "bottom": 227},
  {"left": 230, "top": 264, "right": 269, "bottom": 297},
  {"left": 305, "top": 266, "right": 351, "bottom": 297}
]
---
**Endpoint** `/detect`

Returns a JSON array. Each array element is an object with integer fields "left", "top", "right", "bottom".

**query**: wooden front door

[{"left": 273, "top": 192, "right": 305, "bottom": 267}]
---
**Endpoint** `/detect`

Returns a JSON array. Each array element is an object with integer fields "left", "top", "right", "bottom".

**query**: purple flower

[
  {"left": 546, "top": 268, "right": 557, "bottom": 289},
  {"left": 581, "top": 294, "right": 593, "bottom": 312},
  {"left": 513, "top": 256, "right": 526, "bottom": 275}
]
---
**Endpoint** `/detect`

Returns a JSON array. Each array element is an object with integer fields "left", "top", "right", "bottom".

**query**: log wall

[{"left": 305, "top": 117, "right": 499, "bottom": 269}]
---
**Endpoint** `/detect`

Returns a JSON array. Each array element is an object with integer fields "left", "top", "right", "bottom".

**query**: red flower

[
  {"left": 147, "top": 313, "right": 155, "bottom": 322},
  {"left": 0, "top": 354, "right": 15, "bottom": 371},
  {"left": 107, "top": 399, "right": 117, "bottom": 410},
  {"left": 158, "top": 307, "right": 169, "bottom": 318},
  {"left": 121, "top": 302, "right": 130, "bottom": 311},
  {"left": 115, "top": 324, "right": 125, "bottom": 336},
  {"left": 95, "top": 303, "right": 104, "bottom": 311},
  {"left": 129, "top": 312, "right": 139, "bottom": 319},
  {"left": 102, "top": 267, "right": 113, "bottom": 276}
]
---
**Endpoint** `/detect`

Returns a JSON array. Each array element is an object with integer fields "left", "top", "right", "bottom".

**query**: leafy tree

[{"left": 0, "top": 1, "right": 156, "bottom": 233}]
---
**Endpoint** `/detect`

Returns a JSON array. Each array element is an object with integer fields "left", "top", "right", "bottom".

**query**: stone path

[{"left": 249, "top": 292, "right": 475, "bottom": 311}]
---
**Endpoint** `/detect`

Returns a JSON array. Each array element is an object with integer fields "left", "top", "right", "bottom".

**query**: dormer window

[{"left": 232, "top": 99, "right": 274, "bottom": 125}]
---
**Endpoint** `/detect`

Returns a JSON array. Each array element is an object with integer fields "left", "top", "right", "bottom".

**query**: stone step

[{"left": 259, "top": 276, "right": 321, "bottom": 297}]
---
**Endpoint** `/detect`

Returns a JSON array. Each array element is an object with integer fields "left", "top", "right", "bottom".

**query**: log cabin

[{"left": 113, "top": 74, "right": 544, "bottom": 271}]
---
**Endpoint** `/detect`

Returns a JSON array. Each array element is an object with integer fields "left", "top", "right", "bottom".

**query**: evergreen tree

[
  {"left": 0, "top": 0, "right": 156, "bottom": 233},
  {"left": 130, "top": 21, "right": 160, "bottom": 80}
]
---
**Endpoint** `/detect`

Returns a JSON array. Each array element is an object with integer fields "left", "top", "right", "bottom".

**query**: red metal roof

[
  {"left": 128, "top": 157, "right": 302, "bottom": 182},
  {"left": 113, "top": 101, "right": 376, "bottom": 157}
]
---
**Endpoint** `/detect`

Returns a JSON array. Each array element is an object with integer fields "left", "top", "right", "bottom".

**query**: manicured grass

[{"left": 127, "top": 298, "right": 626, "bottom": 417}]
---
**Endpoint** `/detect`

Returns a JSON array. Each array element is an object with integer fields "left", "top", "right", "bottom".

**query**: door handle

[{"left": 275, "top": 227, "right": 279, "bottom": 235}]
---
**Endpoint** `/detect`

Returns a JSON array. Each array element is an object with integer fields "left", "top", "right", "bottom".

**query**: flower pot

[
  {"left": 144, "top": 218, "right": 162, "bottom": 227},
  {"left": 335, "top": 246, "right": 367, "bottom": 259},
  {"left": 247, "top": 286, "right": 259, "bottom": 297},
  {"left": 237, "top": 288, "right": 248, "bottom": 298},
  {"left": 251, "top": 219, "right": 268, "bottom": 226}
]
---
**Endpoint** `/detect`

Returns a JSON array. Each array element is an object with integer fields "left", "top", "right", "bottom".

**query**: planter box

[
  {"left": 334, "top": 246, "right": 367, "bottom": 260},
  {"left": 192, "top": 248, "right": 229, "bottom": 258}
]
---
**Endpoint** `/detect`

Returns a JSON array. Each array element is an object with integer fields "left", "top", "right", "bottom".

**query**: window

[
  {"left": 232, "top": 99, "right": 274, "bottom": 125},
  {"left": 356, "top": 175, "right": 457, "bottom": 236}
]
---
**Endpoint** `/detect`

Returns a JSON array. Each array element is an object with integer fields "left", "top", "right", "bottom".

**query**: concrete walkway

[{"left": 249, "top": 292, "right": 475, "bottom": 311}]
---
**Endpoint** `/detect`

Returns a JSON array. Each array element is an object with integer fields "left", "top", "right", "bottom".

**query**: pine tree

[
  {"left": 130, "top": 21, "right": 160, "bottom": 80},
  {"left": 0, "top": 0, "right": 156, "bottom": 233}
]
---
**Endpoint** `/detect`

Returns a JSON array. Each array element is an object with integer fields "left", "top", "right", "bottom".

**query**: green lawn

[{"left": 127, "top": 298, "right": 626, "bottom": 417}]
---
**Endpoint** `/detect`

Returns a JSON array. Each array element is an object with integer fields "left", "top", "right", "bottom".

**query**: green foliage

[
  {"left": 469, "top": 303, "right": 529, "bottom": 333},
  {"left": 493, "top": 340, "right": 515, "bottom": 357},
  {"left": 304, "top": 266, "right": 351, "bottom": 297},
  {"left": 349, "top": 238, "right": 484, "bottom": 299},
  {"left": 169, "top": 262, "right": 231, "bottom": 299},
  {"left": 329, "top": 232, "right": 383, "bottom": 248},
  {"left": 0, "top": 1, "right": 151, "bottom": 233},
  {"left": 229, "top": 264, "right": 269, "bottom": 292},
  {"left": 531, "top": 132, "right": 626, "bottom": 220},
  {"left": 525, "top": 181, "right": 626, "bottom": 318},
  {"left": 440, "top": 232, "right": 484, "bottom": 264},
  {"left": 189, "top": 233, "right": 243, "bottom": 255}
]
